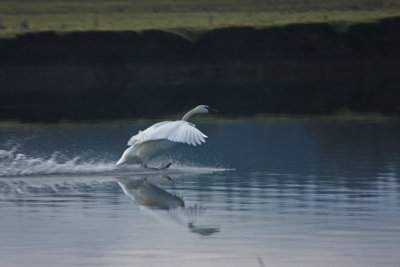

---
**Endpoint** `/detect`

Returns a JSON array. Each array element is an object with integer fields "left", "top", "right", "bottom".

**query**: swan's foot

[
  {"left": 163, "top": 175, "right": 173, "bottom": 181},
  {"left": 143, "top": 161, "right": 172, "bottom": 170},
  {"left": 158, "top": 161, "right": 172, "bottom": 170}
]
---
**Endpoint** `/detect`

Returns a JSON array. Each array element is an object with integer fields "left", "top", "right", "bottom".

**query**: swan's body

[{"left": 116, "top": 105, "right": 214, "bottom": 167}]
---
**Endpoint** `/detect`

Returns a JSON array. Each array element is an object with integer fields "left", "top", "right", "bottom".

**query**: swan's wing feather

[
  {"left": 187, "top": 127, "right": 196, "bottom": 146},
  {"left": 194, "top": 131, "right": 201, "bottom": 146},
  {"left": 193, "top": 129, "right": 201, "bottom": 146},
  {"left": 188, "top": 128, "right": 193, "bottom": 145},
  {"left": 128, "top": 120, "right": 207, "bottom": 146},
  {"left": 174, "top": 121, "right": 207, "bottom": 146},
  {"left": 127, "top": 121, "right": 172, "bottom": 146}
]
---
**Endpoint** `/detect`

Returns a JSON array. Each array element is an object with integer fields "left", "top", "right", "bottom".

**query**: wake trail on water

[
  {"left": 0, "top": 145, "right": 232, "bottom": 178},
  {"left": 0, "top": 146, "right": 117, "bottom": 177}
]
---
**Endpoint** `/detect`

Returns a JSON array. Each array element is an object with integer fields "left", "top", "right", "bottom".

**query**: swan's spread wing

[
  {"left": 127, "top": 121, "right": 170, "bottom": 146},
  {"left": 166, "top": 121, "right": 208, "bottom": 146},
  {"left": 127, "top": 121, "right": 207, "bottom": 146}
]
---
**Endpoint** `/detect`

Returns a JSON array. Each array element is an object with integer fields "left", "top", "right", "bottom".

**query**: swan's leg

[
  {"left": 159, "top": 161, "right": 172, "bottom": 170},
  {"left": 142, "top": 161, "right": 171, "bottom": 170},
  {"left": 163, "top": 175, "right": 173, "bottom": 181}
]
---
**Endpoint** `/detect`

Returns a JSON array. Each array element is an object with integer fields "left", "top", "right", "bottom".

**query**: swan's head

[
  {"left": 194, "top": 105, "right": 217, "bottom": 114},
  {"left": 182, "top": 105, "right": 217, "bottom": 121}
]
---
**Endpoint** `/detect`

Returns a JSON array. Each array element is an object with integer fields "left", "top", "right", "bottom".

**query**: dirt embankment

[{"left": 1, "top": 17, "right": 400, "bottom": 121}]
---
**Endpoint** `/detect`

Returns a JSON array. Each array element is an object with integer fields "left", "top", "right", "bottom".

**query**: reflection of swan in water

[
  {"left": 118, "top": 178, "right": 184, "bottom": 209},
  {"left": 118, "top": 177, "right": 220, "bottom": 236}
]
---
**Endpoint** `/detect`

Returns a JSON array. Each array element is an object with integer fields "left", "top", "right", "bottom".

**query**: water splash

[
  {"left": 0, "top": 147, "right": 117, "bottom": 177},
  {"left": 0, "top": 145, "right": 232, "bottom": 178}
]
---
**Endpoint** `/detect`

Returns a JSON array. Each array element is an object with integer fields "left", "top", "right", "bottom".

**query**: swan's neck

[{"left": 182, "top": 108, "right": 198, "bottom": 121}]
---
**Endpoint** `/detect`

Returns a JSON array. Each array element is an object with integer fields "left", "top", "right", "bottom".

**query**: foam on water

[
  {"left": 0, "top": 145, "right": 232, "bottom": 178},
  {"left": 0, "top": 146, "right": 117, "bottom": 177}
]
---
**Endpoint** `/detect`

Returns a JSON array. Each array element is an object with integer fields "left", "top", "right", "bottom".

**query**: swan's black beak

[{"left": 207, "top": 107, "right": 218, "bottom": 114}]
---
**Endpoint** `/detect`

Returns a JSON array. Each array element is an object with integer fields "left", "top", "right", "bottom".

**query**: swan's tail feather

[
  {"left": 115, "top": 158, "right": 125, "bottom": 166},
  {"left": 116, "top": 145, "right": 142, "bottom": 166}
]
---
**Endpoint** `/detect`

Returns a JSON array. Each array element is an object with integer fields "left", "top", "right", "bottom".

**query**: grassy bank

[{"left": 1, "top": 0, "right": 400, "bottom": 38}]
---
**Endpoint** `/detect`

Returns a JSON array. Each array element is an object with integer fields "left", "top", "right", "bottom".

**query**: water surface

[{"left": 0, "top": 119, "right": 399, "bottom": 266}]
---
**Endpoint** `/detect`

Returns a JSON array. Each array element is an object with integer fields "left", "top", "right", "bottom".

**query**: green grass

[{"left": 1, "top": 0, "right": 400, "bottom": 38}]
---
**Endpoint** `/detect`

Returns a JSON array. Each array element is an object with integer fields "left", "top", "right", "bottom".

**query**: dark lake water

[{"left": 0, "top": 119, "right": 399, "bottom": 266}]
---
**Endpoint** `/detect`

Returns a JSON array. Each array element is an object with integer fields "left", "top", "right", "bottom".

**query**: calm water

[{"left": 0, "top": 119, "right": 399, "bottom": 267}]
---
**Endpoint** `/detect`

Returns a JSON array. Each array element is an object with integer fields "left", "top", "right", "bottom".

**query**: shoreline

[
  {"left": 1, "top": 17, "right": 400, "bottom": 122},
  {"left": 0, "top": 112, "right": 399, "bottom": 126}
]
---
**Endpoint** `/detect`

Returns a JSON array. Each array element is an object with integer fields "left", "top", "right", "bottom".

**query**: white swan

[{"left": 116, "top": 105, "right": 215, "bottom": 168}]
